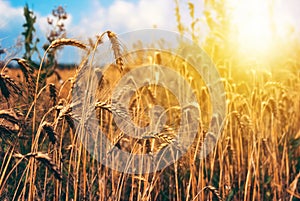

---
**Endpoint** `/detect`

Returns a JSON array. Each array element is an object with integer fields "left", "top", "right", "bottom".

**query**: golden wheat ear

[
  {"left": 49, "top": 83, "right": 57, "bottom": 106},
  {"left": 14, "top": 58, "right": 35, "bottom": 97},
  {"left": 14, "top": 152, "right": 63, "bottom": 181},
  {"left": 0, "top": 109, "right": 20, "bottom": 125},
  {"left": 107, "top": 31, "right": 124, "bottom": 71},
  {"left": 49, "top": 38, "right": 88, "bottom": 50},
  {"left": 205, "top": 185, "right": 222, "bottom": 201},
  {"left": 0, "top": 74, "right": 21, "bottom": 102},
  {"left": 41, "top": 122, "right": 58, "bottom": 144}
]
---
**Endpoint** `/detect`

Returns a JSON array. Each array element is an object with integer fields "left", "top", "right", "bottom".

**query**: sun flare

[{"left": 228, "top": 0, "right": 292, "bottom": 58}]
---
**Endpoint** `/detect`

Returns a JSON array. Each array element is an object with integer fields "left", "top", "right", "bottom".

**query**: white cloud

[
  {"left": 72, "top": 0, "right": 178, "bottom": 39},
  {"left": 0, "top": 0, "right": 204, "bottom": 43},
  {"left": 107, "top": 0, "right": 175, "bottom": 31},
  {"left": 69, "top": 0, "right": 205, "bottom": 43},
  {"left": 68, "top": 0, "right": 107, "bottom": 38},
  {"left": 0, "top": 1, "right": 23, "bottom": 30}
]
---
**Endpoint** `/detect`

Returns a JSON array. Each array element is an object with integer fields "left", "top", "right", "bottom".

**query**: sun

[{"left": 228, "top": 0, "right": 292, "bottom": 59}]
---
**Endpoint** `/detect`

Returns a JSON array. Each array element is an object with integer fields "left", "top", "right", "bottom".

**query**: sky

[
  {"left": 0, "top": 0, "right": 299, "bottom": 63},
  {"left": 0, "top": 0, "right": 204, "bottom": 63}
]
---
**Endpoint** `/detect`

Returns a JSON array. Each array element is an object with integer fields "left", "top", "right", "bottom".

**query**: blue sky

[
  {"left": 0, "top": 0, "right": 299, "bottom": 63},
  {"left": 8, "top": 0, "right": 138, "bottom": 23},
  {"left": 1, "top": 0, "right": 200, "bottom": 63}
]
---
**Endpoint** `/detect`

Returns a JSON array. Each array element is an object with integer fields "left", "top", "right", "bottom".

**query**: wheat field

[{"left": 0, "top": 1, "right": 299, "bottom": 201}]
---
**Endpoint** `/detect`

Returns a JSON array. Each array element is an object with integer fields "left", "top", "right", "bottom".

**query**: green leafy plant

[{"left": 22, "top": 4, "right": 41, "bottom": 62}]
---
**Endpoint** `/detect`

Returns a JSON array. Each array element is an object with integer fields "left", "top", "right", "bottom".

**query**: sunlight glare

[{"left": 230, "top": 0, "right": 274, "bottom": 56}]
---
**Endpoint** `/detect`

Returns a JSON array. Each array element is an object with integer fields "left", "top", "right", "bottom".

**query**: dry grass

[{"left": 0, "top": 7, "right": 299, "bottom": 201}]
